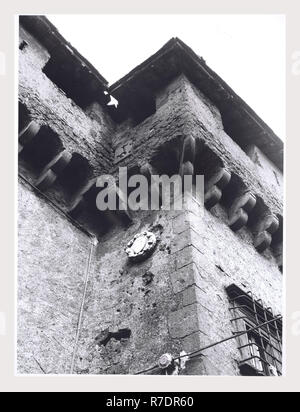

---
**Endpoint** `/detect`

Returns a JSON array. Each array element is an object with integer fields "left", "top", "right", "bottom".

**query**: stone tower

[{"left": 18, "top": 16, "right": 283, "bottom": 375}]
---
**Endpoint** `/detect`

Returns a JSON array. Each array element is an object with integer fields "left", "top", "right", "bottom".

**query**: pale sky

[{"left": 47, "top": 14, "right": 286, "bottom": 141}]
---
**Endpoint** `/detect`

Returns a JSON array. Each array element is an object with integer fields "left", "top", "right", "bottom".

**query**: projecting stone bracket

[
  {"left": 18, "top": 121, "right": 41, "bottom": 154},
  {"left": 35, "top": 150, "right": 72, "bottom": 191},
  {"left": 229, "top": 191, "right": 256, "bottom": 232},
  {"left": 17, "top": 107, "right": 283, "bottom": 262},
  {"left": 179, "top": 136, "right": 196, "bottom": 177},
  {"left": 68, "top": 178, "right": 132, "bottom": 228},
  {"left": 140, "top": 162, "right": 162, "bottom": 207},
  {"left": 253, "top": 214, "right": 280, "bottom": 254},
  {"left": 140, "top": 163, "right": 155, "bottom": 180},
  {"left": 68, "top": 179, "right": 97, "bottom": 218},
  {"left": 204, "top": 167, "right": 231, "bottom": 209}
]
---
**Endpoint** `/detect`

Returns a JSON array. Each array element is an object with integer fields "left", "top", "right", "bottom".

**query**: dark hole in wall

[
  {"left": 19, "top": 40, "right": 28, "bottom": 51},
  {"left": 57, "top": 153, "right": 92, "bottom": 197},
  {"left": 142, "top": 271, "right": 154, "bottom": 286},
  {"left": 95, "top": 328, "right": 132, "bottom": 347},
  {"left": 42, "top": 57, "right": 96, "bottom": 110},
  {"left": 18, "top": 101, "right": 31, "bottom": 133},
  {"left": 19, "top": 126, "right": 64, "bottom": 175}
]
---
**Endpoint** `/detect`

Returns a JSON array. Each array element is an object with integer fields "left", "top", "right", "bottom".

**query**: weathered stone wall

[
  {"left": 185, "top": 79, "right": 283, "bottom": 212},
  {"left": 18, "top": 179, "right": 94, "bottom": 374},
  {"left": 246, "top": 144, "right": 283, "bottom": 199},
  {"left": 171, "top": 196, "right": 282, "bottom": 375},
  {"left": 18, "top": 181, "right": 282, "bottom": 375},
  {"left": 75, "top": 209, "right": 182, "bottom": 375},
  {"left": 18, "top": 20, "right": 283, "bottom": 376},
  {"left": 113, "top": 75, "right": 283, "bottom": 214},
  {"left": 19, "top": 26, "right": 115, "bottom": 181},
  {"left": 112, "top": 75, "right": 193, "bottom": 172},
  {"left": 71, "top": 193, "right": 281, "bottom": 375}
]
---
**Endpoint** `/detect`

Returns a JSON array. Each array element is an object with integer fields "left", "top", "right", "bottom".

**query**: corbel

[
  {"left": 68, "top": 177, "right": 132, "bottom": 226},
  {"left": 114, "top": 184, "right": 132, "bottom": 225},
  {"left": 68, "top": 179, "right": 97, "bottom": 218},
  {"left": 204, "top": 166, "right": 231, "bottom": 209},
  {"left": 35, "top": 150, "right": 72, "bottom": 191},
  {"left": 229, "top": 191, "right": 256, "bottom": 232},
  {"left": 140, "top": 162, "right": 162, "bottom": 209},
  {"left": 253, "top": 214, "right": 280, "bottom": 254},
  {"left": 18, "top": 121, "right": 41, "bottom": 154},
  {"left": 179, "top": 136, "right": 196, "bottom": 177}
]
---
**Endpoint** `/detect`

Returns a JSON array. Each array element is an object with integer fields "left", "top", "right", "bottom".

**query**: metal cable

[{"left": 134, "top": 315, "right": 283, "bottom": 375}]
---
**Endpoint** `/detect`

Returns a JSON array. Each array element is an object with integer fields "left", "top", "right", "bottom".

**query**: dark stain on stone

[
  {"left": 151, "top": 224, "right": 164, "bottom": 236},
  {"left": 142, "top": 271, "right": 154, "bottom": 286},
  {"left": 95, "top": 328, "right": 132, "bottom": 347}
]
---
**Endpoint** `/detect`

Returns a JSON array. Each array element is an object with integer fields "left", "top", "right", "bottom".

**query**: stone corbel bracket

[
  {"left": 68, "top": 178, "right": 132, "bottom": 226},
  {"left": 35, "top": 150, "right": 72, "bottom": 191},
  {"left": 140, "top": 162, "right": 162, "bottom": 207},
  {"left": 229, "top": 191, "right": 257, "bottom": 232},
  {"left": 18, "top": 121, "right": 41, "bottom": 154},
  {"left": 204, "top": 167, "right": 231, "bottom": 210},
  {"left": 253, "top": 214, "right": 280, "bottom": 254},
  {"left": 68, "top": 179, "right": 97, "bottom": 218},
  {"left": 179, "top": 136, "right": 196, "bottom": 177}
]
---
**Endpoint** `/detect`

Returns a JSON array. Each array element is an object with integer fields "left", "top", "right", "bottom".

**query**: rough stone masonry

[{"left": 18, "top": 16, "right": 283, "bottom": 376}]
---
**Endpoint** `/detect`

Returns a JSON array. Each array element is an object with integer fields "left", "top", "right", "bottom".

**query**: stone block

[
  {"left": 181, "top": 285, "right": 205, "bottom": 306},
  {"left": 170, "top": 263, "right": 204, "bottom": 294},
  {"left": 168, "top": 304, "right": 201, "bottom": 339}
]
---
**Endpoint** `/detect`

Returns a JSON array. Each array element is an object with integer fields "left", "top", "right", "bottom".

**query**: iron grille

[{"left": 226, "top": 284, "right": 282, "bottom": 376}]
